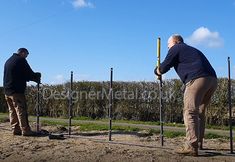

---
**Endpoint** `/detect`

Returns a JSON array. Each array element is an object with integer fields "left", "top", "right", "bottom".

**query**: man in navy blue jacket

[
  {"left": 155, "top": 34, "right": 217, "bottom": 156},
  {"left": 4, "top": 48, "right": 41, "bottom": 136}
]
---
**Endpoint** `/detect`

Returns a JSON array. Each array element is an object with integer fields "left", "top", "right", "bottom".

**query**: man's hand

[
  {"left": 154, "top": 67, "right": 162, "bottom": 80},
  {"left": 35, "top": 72, "right": 41, "bottom": 84}
]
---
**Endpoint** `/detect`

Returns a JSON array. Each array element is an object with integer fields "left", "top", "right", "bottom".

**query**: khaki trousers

[
  {"left": 184, "top": 76, "right": 217, "bottom": 149},
  {"left": 5, "top": 94, "right": 31, "bottom": 134}
]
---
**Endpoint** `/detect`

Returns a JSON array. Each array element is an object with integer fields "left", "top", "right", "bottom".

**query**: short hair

[
  {"left": 171, "top": 34, "right": 184, "bottom": 43},
  {"left": 17, "top": 48, "right": 29, "bottom": 54}
]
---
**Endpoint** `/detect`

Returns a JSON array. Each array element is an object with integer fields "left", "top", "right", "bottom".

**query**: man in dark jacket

[
  {"left": 155, "top": 34, "right": 217, "bottom": 156},
  {"left": 4, "top": 48, "right": 41, "bottom": 136}
]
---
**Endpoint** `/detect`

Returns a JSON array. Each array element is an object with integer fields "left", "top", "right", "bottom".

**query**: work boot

[
  {"left": 175, "top": 145, "right": 198, "bottom": 156},
  {"left": 12, "top": 128, "right": 22, "bottom": 136},
  {"left": 198, "top": 142, "right": 203, "bottom": 150},
  {"left": 13, "top": 131, "right": 22, "bottom": 136},
  {"left": 22, "top": 131, "right": 39, "bottom": 137}
]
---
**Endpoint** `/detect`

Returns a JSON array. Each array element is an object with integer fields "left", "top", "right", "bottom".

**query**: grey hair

[{"left": 170, "top": 34, "right": 184, "bottom": 44}]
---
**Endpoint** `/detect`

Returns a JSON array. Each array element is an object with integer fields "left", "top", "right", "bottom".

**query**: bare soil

[{"left": 1, "top": 122, "right": 235, "bottom": 162}]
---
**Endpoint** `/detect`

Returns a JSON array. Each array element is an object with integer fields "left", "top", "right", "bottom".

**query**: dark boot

[
  {"left": 13, "top": 130, "right": 22, "bottom": 136},
  {"left": 22, "top": 130, "right": 39, "bottom": 137},
  {"left": 198, "top": 141, "right": 203, "bottom": 150}
]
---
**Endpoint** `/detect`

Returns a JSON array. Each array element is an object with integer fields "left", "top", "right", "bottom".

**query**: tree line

[{"left": 0, "top": 78, "right": 234, "bottom": 126}]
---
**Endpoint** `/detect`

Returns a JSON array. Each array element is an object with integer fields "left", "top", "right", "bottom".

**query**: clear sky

[{"left": 1, "top": 0, "right": 235, "bottom": 85}]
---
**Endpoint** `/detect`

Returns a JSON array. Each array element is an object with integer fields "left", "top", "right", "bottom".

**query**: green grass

[
  {"left": 0, "top": 113, "right": 228, "bottom": 128},
  {"left": 0, "top": 113, "right": 224, "bottom": 130},
  {"left": 0, "top": 112, "right": 234, "bottom": 140},
  {"left": 79, "top": 124, "right": 141, "bottom": 132},
  {"left": 38, "top": 119, "right": 229, "bottom": 139},
  {"left": 100, "top": 119, "right": 185, "bottom": 127},
  {"left": 164, "top": 131, "right": 185, "bottom": 138},
  {"left": 148, "top": 129, "right": 160, "bottom": 135},
  {"left": 73, "top": 116, "right": 93, "bottom": 121},
  {"left": 0, "top": 113, "right": 7, "bottom": 117},
  {"left": 70, "top": 116, "right": 185, "bottom": 127},
  {"left": 205, "top": 133, "right": 229, "bottom": 139},
  {"left": 39, "top": 119, "right": 184, "bottom": 137},
  {"left": 206, "top": 124, "right": 230, "bottom": 130},
  {"left": 0, "top": 113, "right": 8, "bottom": 123},
  {"left": 150, "top": 130, "right": 231, "bottom": 139},
  {"left": 0, "top": 117, "right": 7, "bottom": 123},
  {"left": 40, "top": 119, "right": 68, "bottom": 127},
  {"left": 0, "top": 112, "right": 184, "bottom": 128},
  {"left": 40, "top": 118, "right": 141, "bottom": 132},
  {"left": 79, "top": 123, "right": 110, "bottom": 131},
  {"left": 41, "top": 119, "right": 232, "bottom": 140}
]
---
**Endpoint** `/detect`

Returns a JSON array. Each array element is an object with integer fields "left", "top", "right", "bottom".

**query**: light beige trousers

[
  {"left": 184, "top": 76, "right": 217, "bottom": 149},
  {"left": 5, "top": 94, "right": 31, "bottom": 134}
]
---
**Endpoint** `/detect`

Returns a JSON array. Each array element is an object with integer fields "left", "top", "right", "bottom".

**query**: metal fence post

[
  {"left": 157, "top": 37, "right": 164, "bottom": 146},
  {"left": 228, "top": 57, "right": 233, "bottom": 154},
  {"left": 68, "top": 71, "right": 73, "bottom": 136},
  {"left": 108, "top": 68, "right": 113, "bottom": 141}
]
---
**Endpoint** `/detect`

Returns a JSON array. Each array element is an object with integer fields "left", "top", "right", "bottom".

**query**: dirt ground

[{"left": 1, "top": 122, "right": 235, "bottom": 162}]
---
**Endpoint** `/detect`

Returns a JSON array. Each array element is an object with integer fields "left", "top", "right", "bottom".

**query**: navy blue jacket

[
  {"left": 160, "top": 43, "right": 217, "bottom": 84},
  {"left": 3, "top": 54, "right": 38, "bottom": 95}
]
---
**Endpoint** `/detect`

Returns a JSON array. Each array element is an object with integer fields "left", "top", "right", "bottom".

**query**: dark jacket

[
  {"left": 3, "top": 53, "right": 39, "bottom": 95},
  {"left": 159, "top": 43, "right": 217, "bottom": 84}
]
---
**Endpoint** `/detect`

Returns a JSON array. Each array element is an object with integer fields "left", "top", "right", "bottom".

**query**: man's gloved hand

[
  {"left": 35, "top": 72, "right": 41, "bottom": 83},
  {"left": 154, "top": 67, "right": 161, "bottom": 76},
  {"left": 154, "top": 67, "right": 162, "bottom": 80}
]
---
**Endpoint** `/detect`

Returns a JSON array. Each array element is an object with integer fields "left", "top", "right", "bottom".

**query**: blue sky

[{"left": 1, "top": 0, "right": 235, "bottom": 85}]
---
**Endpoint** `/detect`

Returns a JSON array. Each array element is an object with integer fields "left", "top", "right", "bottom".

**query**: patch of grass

[
  {"left": 1, "top": 112, "right": 235, "bottom": 133},
  {"left": 165, "top": 122, "right": 185, "bottom": 127},
  {"left": 0, "top": 117, "right": 6, "bottom": 123},
  {"left": 39, "top": 119, "right": 142, "bottom": 132},
  {"left": 205, "top": 133, "right": 229, "bottom": 139},
  {"left": 78, "top": 124, "right": 142, "bottom": 132},
  {"left": 113, "top": 120, "right": 160, "bottom": 126},
  {"left": 162, "top": 131, "right": 229, "bottom": 139},
  {"left": 98, "top": 119, "right": 185, "bottom": 128},
  {"left": 73, "top": 116, "right": 93, "bottom": 121},
  {"left": 37, "top": 116, "right": 185, "bottom": 130},
  {"left": 1, "top": 114, "right": 231, "bottom": 140},
  {"left": 40, "top": 119, "right": 68, "bottom": 127},
  {"left": 87, "top": 118, "right": 159, "bottom": 126},
  {"left": 0, "top": 113, "right": 7, "bottom": 117},
  {"left": 148, "top": 129, "right": 160, "bottom": 135},
  {"left": 79, "top": 123, "right": 108, "bottom": 131},
  {"left": 206, "top": 124, "right": 229, "bottom": 130},
  {"left": 164, "top": 131, "right": 185, "bottom": 138},
  {"left": 130, "top": 127, "right": 140, "bottom": 132},
  {"left": 0, "top": 114, "right": 9, "bottom": 123}
]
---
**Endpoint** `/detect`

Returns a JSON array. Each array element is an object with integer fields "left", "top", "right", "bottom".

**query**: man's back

[
  {"left": 4, "top": 54, "right": 32, "bottom": 95},
  {"left": 160, "top": 43, "right": 217, "bottom": 84}
]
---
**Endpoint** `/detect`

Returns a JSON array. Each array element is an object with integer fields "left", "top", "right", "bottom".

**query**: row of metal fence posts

[
  {"left": 35, "top": 40, "right": 233, "bottom": 153},
  {"left": 65, "top": 69, "right": 113, "bottom": 139}
]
